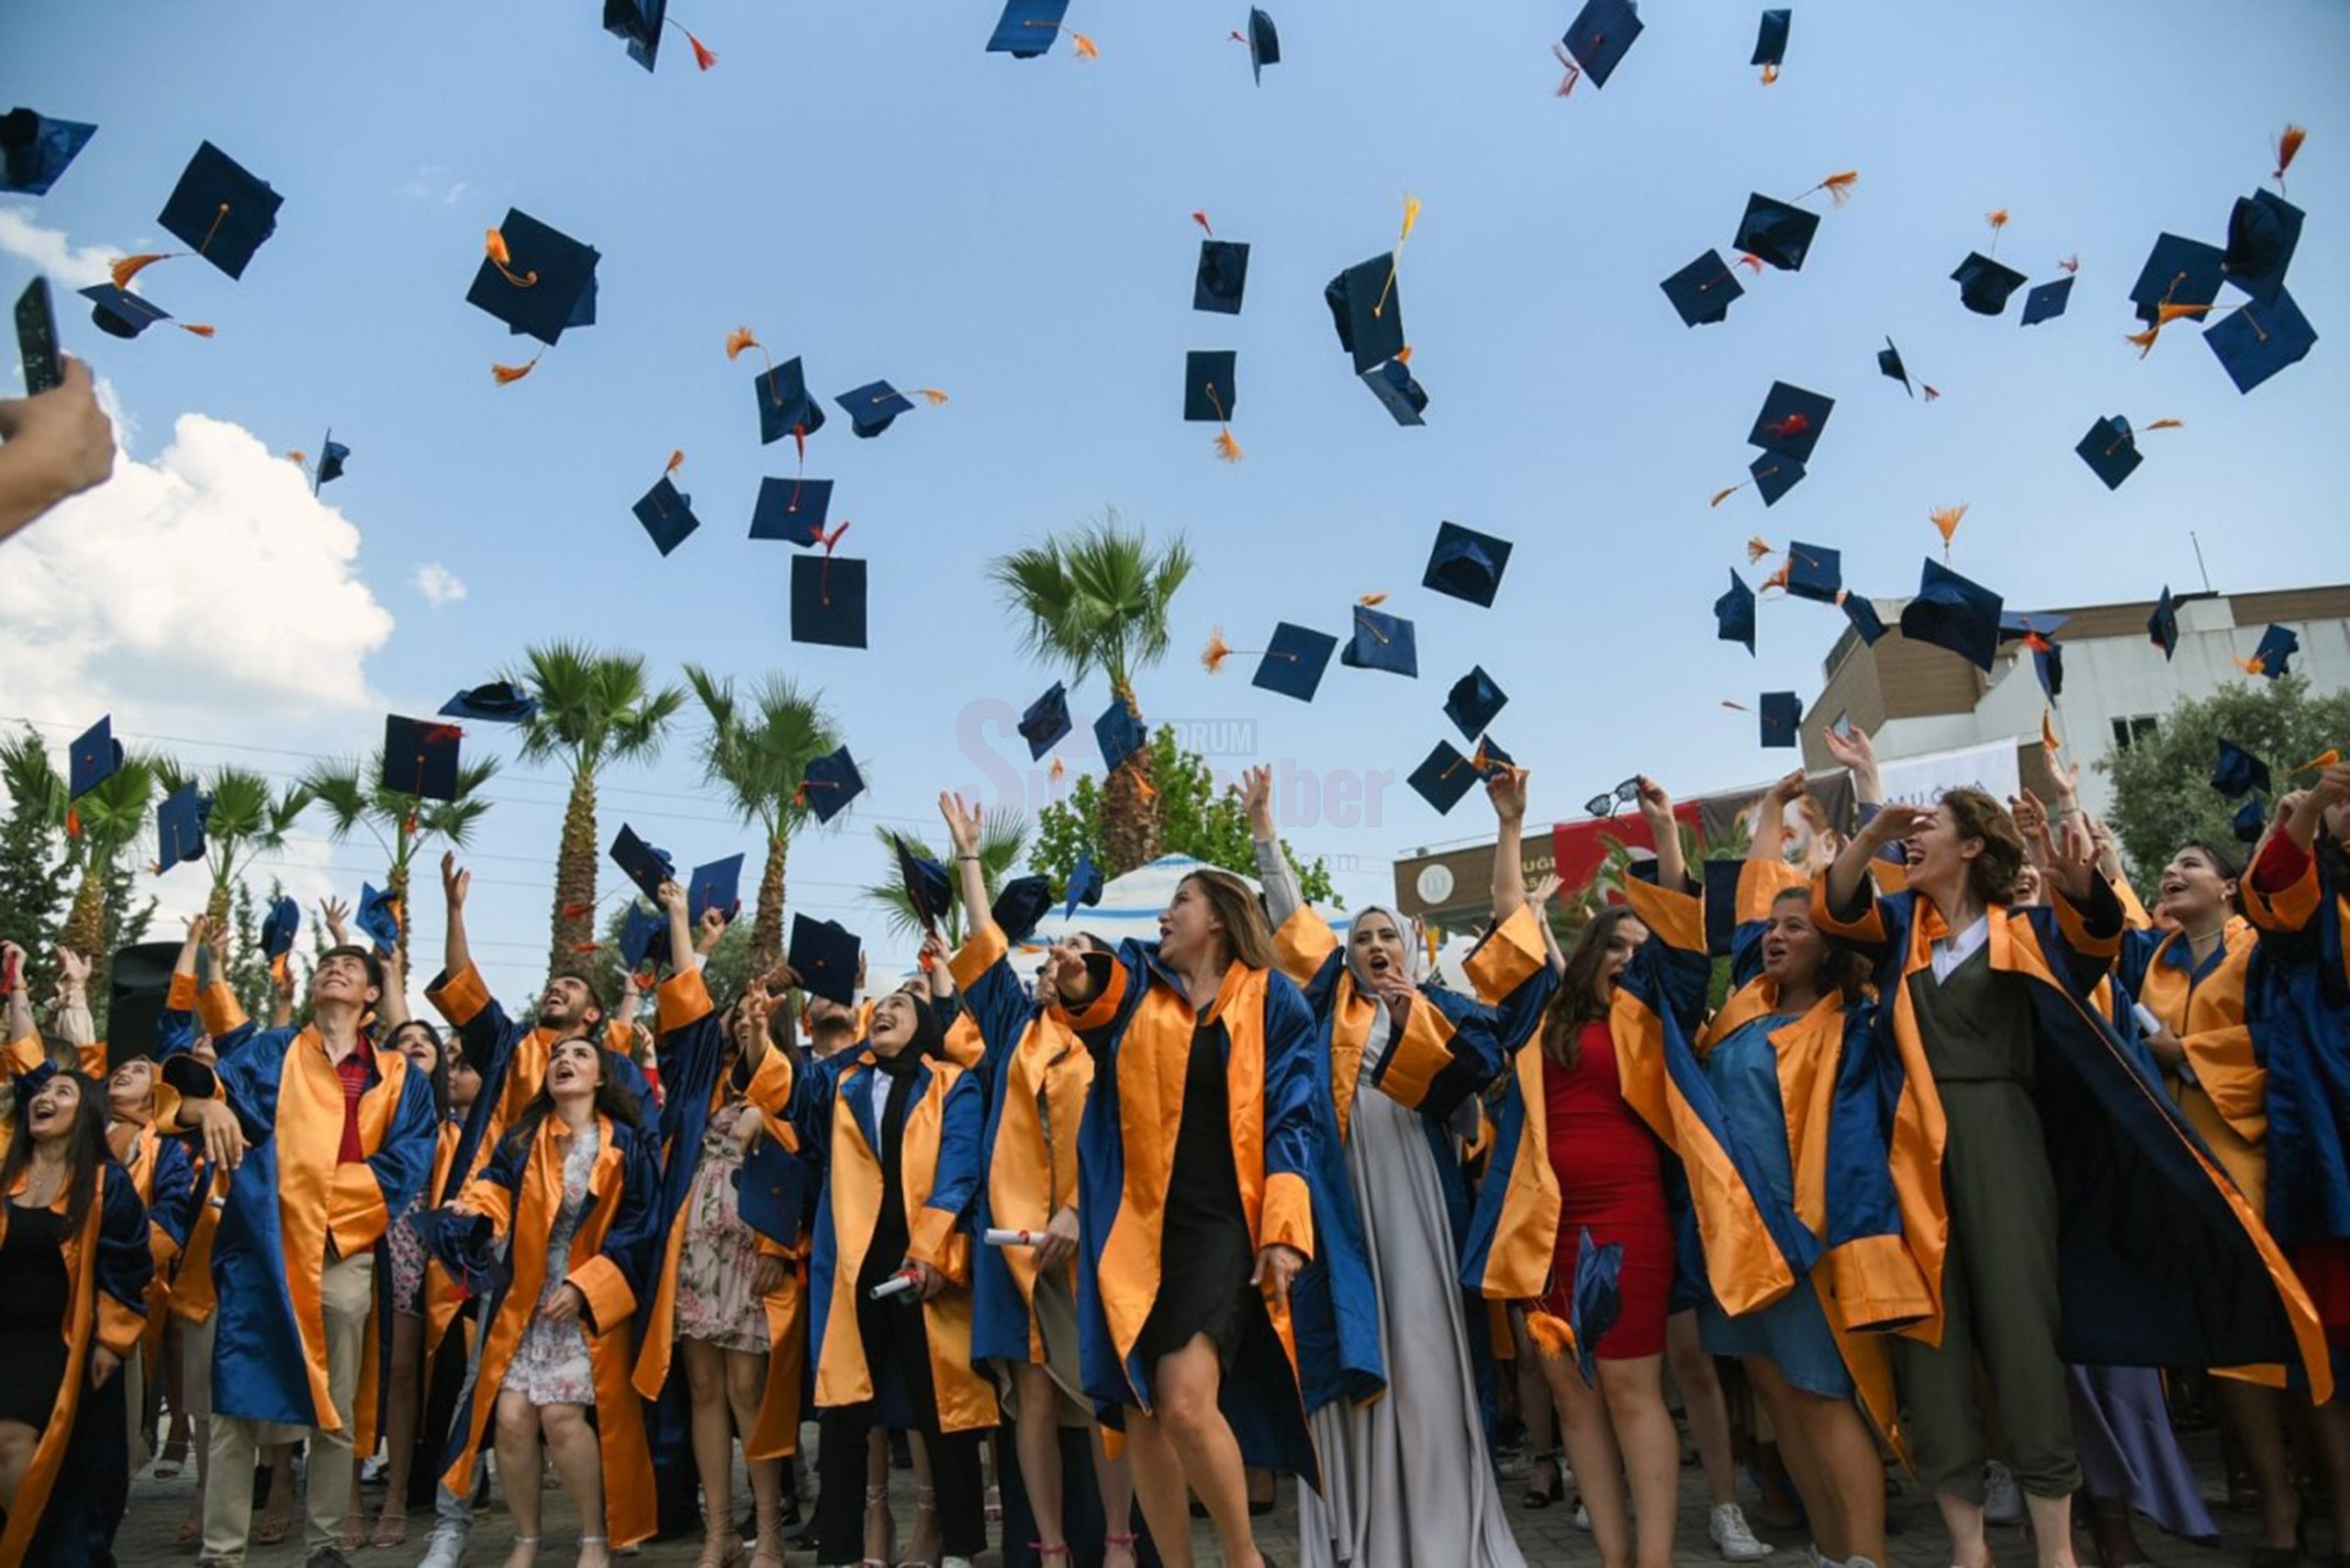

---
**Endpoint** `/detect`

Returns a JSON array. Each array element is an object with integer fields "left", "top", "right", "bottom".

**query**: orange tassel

[
  {"left": 684, "top": 26, "right": 717, "bottom": 69},
  {"left": 1049, "top": 756, "right": 1067, "bottom": 782},
  {"left": 1736, "top": 252, "right": 1764, "bottom": 273},
  {"left": 1071, "top": 31, "right": 1099, "bottom": 59},
  {"left": 1930, "top": 504, "right": 1966, "bottom": 558},
  {"left": 66, "top": 806, "right": 80, "bottom": 839},
  {"left": 287, "top": 450, "right": 308, "bottom": 467},
  {"left": 1525, "top": 1311, "right": 1576, "bottom": 1356},
  {"left": 1213, "top": 428, "right": 1243, "bottom": 463},
  {"left": 1762, "top": 412, "right": 1810, "bottom": 442},
  {"left": 1986, "top": 207, "right": 2010, "bottom": 232},
  {"left": 2042, "top": 711, "right": 2061, "bottom": 752},
  {"left": 110, "top": 253, "right": 171, "bottom": 289},
  {"left": 485, "top": 228, "right": 537, "bottom": 288},
  {"left": 1708, "top": 484, "right": 1743, "bottom": 509},
  {"left": 1762, "top": 562, "right": 1791, "bottom": 594},
  {"left": 1202, "top": 629, "right": 1233, "bottom": 674},
  {"left": 1135, "top": 776, "right": 1158, "bottom": 802},
  {"left": 491, "top": 353, "right": 541, "bottom": 385},
  {"left": 2294, "top": 748, "right": 2341, "bottom": 775},
  {"left": 1192, "top": 210, "right": 1213, "bottom": 237},
  {"left": 2275, "top": 123, "right": 2306, "bottom": 187},
  {"left": 486, "top": 229, "right": 511, "bottom": 266},
  {"left": 1759, "top": 62, "right": 1778, "bottom": 84},
  {"left": 916, "top": 388, "right": 950, "bottom": 406},
  {"left": 1721, "top": 700, "right": 1751, "bottom": 712},
  {"left": 2145, "top": 418, "right": 2184, "bottom": 432},
  {"left": 2237, "top": 654, "right": 2267, "bottom": 678},
  {"left": 1803, "top": 170, "right": 1859, "bottom": 206},
  {"left": 177, "top": 322, "right": 216, "bottom": 338},
  {"left": 1359, "top": 592, "right": 1389, "bottom": 608},
  {"left": 725, "top": 325, "right": 760, "bottom": 361},
  {"left": 666, "top": 448, "right": 686, "bottom": 475},
  {"left": 1746, "top": 536, "right": 1774, "bottom": 564},
  {"left": 1394, "top": 344, "right": 1414, "bottom": 365}
]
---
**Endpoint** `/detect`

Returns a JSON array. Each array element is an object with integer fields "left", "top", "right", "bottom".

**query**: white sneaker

[
  {"left": 1712, "top": 1501, "right": 1774, "bottom": 1562},
  {"left": 1983, "top": 1461, "right": 2024, "bottom": 1525},
  {"left": 417, "top": 1519, "right": 469, "bottom": 1568}
]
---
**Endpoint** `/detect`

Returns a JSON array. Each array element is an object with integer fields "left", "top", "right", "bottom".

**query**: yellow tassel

[
  {"left": 110, "top": 253, "right": 172, "bottom": 289},
  {"left": 1526, "top": 1311, "right": 1577, "bottom": 1356},
  {"left": 1399, "top": 193, "right": 1423, "bottom": 246},
  {"left": 726, "top": 325, "right": 760, "bottom": 361},
  {"left": 1214, "top": 427, "right": 1244, "bottom": 463},
  {"left": 1202, "top": 629, "right": 1233, "bottom": 674},
  {"left": 1071, "top": 30, "right": 1099, "bottom": 59},
  {"left": 491, "top": 353, "right": 541, "bottom": 385}
]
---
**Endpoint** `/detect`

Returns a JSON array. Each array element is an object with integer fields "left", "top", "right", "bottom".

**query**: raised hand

[
  {"left": 1486, "top": 767, "right": 1528, "bottom": 825},
  {"left": 655, "top": 878, "right": 687, "bottom": 914},
  {"left": 2009, "top": 789, "right": 2053, "bottom": 866},
  {"left": 2046, "top": 814, "right": 2100, "bottom": 902},
  {"left": 55, "top": 945, "right": 90, "bottom": 991},
  {"left": 1634, "top": 776, "right": 1675, "bottom": 835},
  {"left": 441, "top": 851, "right": 469, "bottom": 910},
  {"left": 1820, "top": 722, "right": 1877, "bottom": 773},
  {"left": 696, "top": 906, "right": 727, "bottom": 955},
  {"left": 938, "top": 790, "right": 985, "bottom": 858},
  {"left": 1526, "top": 873, "right": 1563, "bottom": 915},
  {"left": 319, "top": 895, "right": 352, "bottom": 947},
  {"left": 1762, "top": 767, "right": 1807, "bottom": 809},
  {"left": 1046, "top": 944, "right": 1094, "bottom": 1008},
  {"left": 1238, "top": 764, "right": 1275, "bottom": 838}
]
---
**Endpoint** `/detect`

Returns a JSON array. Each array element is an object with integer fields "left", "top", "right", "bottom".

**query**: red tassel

[{"left": 1192, "top": 210, "right": 1213, "bottom": 238}]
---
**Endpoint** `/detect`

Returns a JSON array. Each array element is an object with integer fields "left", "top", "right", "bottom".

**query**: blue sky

[{"left": 5, "top": 0, "right": 2348, "bottom": 1002}]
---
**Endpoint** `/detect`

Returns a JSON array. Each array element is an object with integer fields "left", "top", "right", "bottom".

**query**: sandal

[
  {"left": 897, "top": 1483, "right": 940, "bottom": 1567},
  {"left": 697, "top": 1530, "right": 744, "bottom": 1568},
  {"left": 253, "top": 1506, "right": 292, "bottom": 1546},
  {"left": 370, "top": 1508, "right": 409, "bottom": 1550},
  {"left": 173, "top": 1513, "right": 202, "bottom": 1552},
  {"left": 1524, "top": 1452, "right": 1563, "bottom": 1509},
  {"left": 864, "top": 1482, "right": 895, "bottom": 1568},
  {"left": 339, "top": 1507, "right": 368, "bottom": 1551}
]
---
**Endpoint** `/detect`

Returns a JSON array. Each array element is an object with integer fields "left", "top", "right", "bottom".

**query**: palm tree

[
  {"left": 154, "top": 764, "right": 311, "bottom": 926},
  {"left": 990, "top": 511, "right": 1192, "bottom": 875},
  {"left": 861, "top": 810, "right": 1028, "bottom": 946},
  {"left": 56, "top": 755, "right": 160, "bottom": 991},
  {"left": 682, "top": 666, "right": 841, "bottom": 972},
  {"left": 303, "top": 748, "right": 499, "bottom": 975},
  {"left": 509, "top": 644, "right": 687, "bottom": 974}
]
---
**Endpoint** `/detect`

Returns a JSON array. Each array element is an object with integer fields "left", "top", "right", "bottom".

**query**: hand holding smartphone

[{"left": 15, "top": 277, "right": 62, "bottom": 396}]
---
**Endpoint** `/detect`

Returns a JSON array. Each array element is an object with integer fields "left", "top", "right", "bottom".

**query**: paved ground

[{"left": 118, "top": 1424, "right": 2266, "bottom": 1566}]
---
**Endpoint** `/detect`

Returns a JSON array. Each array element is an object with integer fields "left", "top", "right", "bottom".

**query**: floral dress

[
  {"left": 674, "top": 1101, "right": 768, "bottom": 1352},
  {"left": 502, "top": 1124, "right": 600, "bottom": 1406}
]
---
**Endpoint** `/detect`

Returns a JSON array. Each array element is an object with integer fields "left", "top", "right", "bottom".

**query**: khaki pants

[{"left": 201, "top": 1250, "right": 374, "bottom": 1565}]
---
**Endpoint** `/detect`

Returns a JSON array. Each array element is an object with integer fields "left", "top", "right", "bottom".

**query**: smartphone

[{"left": 16, "top": 276, "right": 62, "bottom": 396}]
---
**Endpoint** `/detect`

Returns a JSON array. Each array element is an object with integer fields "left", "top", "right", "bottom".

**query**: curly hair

[{"left": 1941, "top": 787, "right": 2026, "bottom": 906}]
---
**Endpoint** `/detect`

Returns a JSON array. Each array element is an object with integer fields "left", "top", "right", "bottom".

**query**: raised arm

[
  {"left": 1820, "top": 723, "right": 1882, "bottom": 809},
  {"left": 1636, "top": 776, "right": 1686, "bottom": 891},
  {"left": 1, "top": 940, "right": 34, "bottom": 1060},
  {"left": 1747, "top": 768, "right": 1807, "bottom": 865},
  {"left": 440, "top": 850, "right": 475, "bottom": 985},
  {"left": 1241, "top": 766, "right": 1306, "bottom": 927},
  {"left": 1825, "top": 802, "right": 1928, "bottom": 920},
  {"left": 1487, "top": 769, "right": 1530, "bottom": 924},
  {"left": 53, "top": 944, "right": 97, "bottom": 1066}
]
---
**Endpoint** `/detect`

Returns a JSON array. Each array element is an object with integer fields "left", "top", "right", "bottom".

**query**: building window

[
  {"left": 1829, "top": 711, "right": 1851, "bottom": 737},
  {"left": 2110, "top": 714, "right": 2159, "bottom": 749}
]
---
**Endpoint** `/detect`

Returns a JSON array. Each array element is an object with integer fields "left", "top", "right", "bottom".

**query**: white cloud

[
  {"left": 412, "top": 561, "right": 468, "bottom": 605},
  {"left": 0, "top": 202, "right": 118, "bottom": 287},
  {"left": 399, "top": 166, "right": 468, "bottom": 207}
]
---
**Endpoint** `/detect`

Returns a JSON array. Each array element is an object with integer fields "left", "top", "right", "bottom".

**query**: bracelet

[{"left": 957, "top": 854, "right": 979, "bottom": 863}]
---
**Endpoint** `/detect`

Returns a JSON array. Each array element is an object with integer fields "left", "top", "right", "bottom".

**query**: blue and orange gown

[
  {"left": 420, "top": 1106, "right": 666, "bottom": 1547},
  {"left": 2118, "top": 908, "right": 2263, "bottom": 1210}
]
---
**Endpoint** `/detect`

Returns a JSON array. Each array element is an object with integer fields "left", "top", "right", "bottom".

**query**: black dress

[
  {"left": 0, "top": 1203, "right": 72, "bottom": 1428},
  {"left": 1133, "top": 1018, "right": 1258, "bottom": 1377}
]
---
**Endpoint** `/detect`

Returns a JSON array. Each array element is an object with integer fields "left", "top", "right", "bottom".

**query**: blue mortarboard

[
  {"left": 1715, "top": 571, "right": 1757, "bottom": 655},
  {"left": 382, "top": 716, "right": 463, "bottom": 801},
  {"left": 1246, "top": 7, "right": 1281, "bottom": 82},
  {"left": 315, "top": 438, "right": 350, "bottom": 487},
  {"left": 510, "top": 274, "right": 598, "bottom": 337},
  {"left": 618, "top": 902, "right": 667, "bottom": 972},
  {"left": 1748, "top": 453, "right": 1806, "bottom": 506},
  {"left": 440, "top": 681, "right": 539, "bottom": 725},
  {"left": 261, "top": 896, "right": 300, "bottom": 964},
  {"left": 1183, "top": 350, "right": 1239, "bottom": 423},
  {"left": 2032, "top": 641, "right": 2064, "bottom": 699},
  {"left": 1472, "top": 736, "right": 1517, "bottom": 781},
  {"left": 1325, "top": 254, "right": 1404, "bottom": 375},
  {"left": 610, "top": 824, "right": 675, "bottom": 902},
  {"left": 755, "top": 356, "right": 826, "bottom": 446},
  {"left": 790, "top": 554, "right": 867, "bottom": 648},
  {"left": 1899, "top": 558, "right": 2003, "bottom": 672},
  {"left": 1701, "top": 857, "right": 1744, "bottom": 959},
  {"left": 1570, "top": 1226, "right": 1624, "bottom": 1383},
  {"left": 1062, "top": 851, "right": 1104, "bottom": 920},
  {"left": 1252, "top": 622, "right": 1339, "bottom": 702},
  {"left": 1877, "top": 338, "right": 1915, "bottom": 396},
  {"left": 1094, "top": 700, "right": 1147, "bottom": 776},
  {"left": 2130, "top": 232, "right": 2225, "bottom": 326},
  {"left": 79, "top": 284, "right": 173, "bottom": 340},
  {"left": 412, "top": 1206, "right": 507, "bottom": 1301},
  {"left": 1748, "top": 381, "right": 1832, "bottom": 465},
  {"left": 1018, "top": 682, "right": 1072, "bottom": 758},
  {"left": 1842, "top": 592, "right": 1886, "bottom": 645},
  {"left": 1195, "top": 240, "right": 1250, "bottom": 314},
  {"left": 749, "top": 476, "right": 834, "bottom": 544},
  {"left": 1951, "top": 252, "right": 2027, "bottom": 317},
  {"left": 800, "top": 745, "right": 864, "bottom": 823},
  {"left": 2211, "top": 739, "right": 2271, "bottom": 799},
  {"left": 1998, "top": 609, "right": 2068, "bottom": 645},
  {"left": 2206, "top": 289, "right": 2317, "bottom": 396},
  {"left": 2224, "top": 190, "right": 2303, "bottom": 307},
  {"left": 989, "top": 0, "right": 1071, "bottom": 56},
  {"left": 1445, "top": 666, "right": 1509, "bottom": 740},
  {"left": 1662, "top": 250, "right": 1743, "bottom": 328},
  {"left": 2247, "top": 623, "right": 2299, "bottom": 680},
  {"left": 156, "top": 783, "right": 209, "bottom": 873},
  {"left": 1733, "top": 195, "right": 1818, "bottom": 272},
  {"left": 2076, "top": 415, "right": 2143, "bottom": 491},
  {"left": 602, "top": 0, "right": 668, "bottom": 70},
  {"left": 157, "top": 141, "right": 281, "bottom": 280},
  {"left": 1360, "top": 358, "right": 1429, "bottom": 426},
  {"left": 893, "top": 837, "right": 952, "bottom": 932},
  {"left": 734, "top": 1137, "right": 806, "bottom": 1248},
  {"left": 1752, "top": 8, "right": 1790, "bottom": 67},
  {"left": 991, "top": 875, "right": 1054, "bottom": 945},
  {"left": 69, "top": 715, "right": 122, "bottom": 799},
  {"left": 633, "top": 475, "right": 699, "bottom": 557},
  {"left": 2232, "top": 793, "right": 2269, "bottom": 846},
  {"left": 1423, "top": 522, "right": 1513, "bottom": 608},
  {"left": 1560, "top": 0, "right": 1643, "bottom": 89},
  {"left": 2147, "top": 586, "right": 2179, "bottom": 660},
  {"left": 836, "top": 380, "right": 924, "bottom": 439},
  {"left": 1758, "top": 692, "right": 1802, "bottom": 748},
  {"left": 1407, "top": 741, "right": 1479, "bottom": 815},
  {"left": 1, "top": 108, "right": 96, "bottom": 196},
  {"left": 1783, "top": 541, "right": 1841, "bottom": 604},
  {"left": 688, "top": 855, "right": 744, "bottom": 925},
  {"left": 467, "top": 209, "right": 599, "bottom": 346},
  {"left": 787, "top": 914, "right": 862, "bottom": 1005},
  {"left": 356, "top": 882, "right": 402, "bottom": 953},
  {"left": 2020, "top": 274, "right": 2074, "bottom": 327},
  {"left": 1341, "top": 603, "right": 1418, "bottom": 678}
]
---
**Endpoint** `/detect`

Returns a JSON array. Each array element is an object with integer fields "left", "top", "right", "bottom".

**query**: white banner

[{"left": 1874, "top": 738, "right": 2021, "bottom": 809}]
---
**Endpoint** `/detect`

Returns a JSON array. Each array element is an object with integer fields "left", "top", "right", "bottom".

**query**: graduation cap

[
  {"left": 1094, "top": 700, "right": 1147, "bottom": 776},
  {"left": 990, "top": 0, "right": 1063, "bottom": 55},
  {"left": 510, "top": 274, "right": 598, "bottom": 339},
  {"left": 2031, "top": 641, "right": 2064, "bottom": 700},
  {"left": 1243, "top": 7, "right": 1280, "bottom": 83},
  {"left": 2206, "top": 289, "right": 2317, "bottom": 396},
  {"left": 1407, "top": 741, "right": 1479, "bottom": 815},
  {"left": 1878, "top": 338, "right": 1917, "bottom": 396},
  {"left": 610, "top": 824, "right": 675, "bottom": 903},
  {"left": 78, "top": 284, "right": 179, "bottom": 340},
  {"left": 1661, "top": 250, "right": 1744, "bottom": 328},
  {"left": 151, "top": 141, "right": 281, "bottom": 280},
  {"left": 1841, "top": 592, "right": 1887, "bottom": 645},
  {"left": 313, "top": 436, "right": 350, "bottom": 490},
  {"left": 2242, "top": 623, "right": 2299, "bottom": 681},
  {"left": 1556, "top": 0, "right": 1643, "bottom": 93},
  {"left": 156, "top": 782, "right": 209, "bottom": 873},
  {"left": 2020, "top": 274, "right": 2074, "bottom": 327},
  {"left": 2211, "top": 739, "right": 2271, "bottom": 799},
  {"left": 688, "top": 855, "right": 744, "bottom": 925},
  {"left": 356, "top": 882, "right": 402, "bottom": 953},
  {"left": 632, "top": 469, "right": 699, "bottom": 557},
  {"left": 1733, "top": 195, "right": 1819, "bottom": 272},
  {"left": 991, "top": 876, "right": 1055, "bottom": 945},
  {"left": 836, "top": 380, "right": 946, "bottom": 439},
  {"left": 260, "top": 895, "right": 300, "bottom": 976},
  {"left": 2224, "top": 189, "right": 2303, "bottom": 306},
  {"left": 69, "top": 715, "right": 123, "bottom": 799},
  {"left": 617, "top": 902, "right": 667, "bottom": 974},
  {"left": 1951, "top": 252, "right": 2027, "bottom": 317},
  {"left": 735, "top": 1137, "right": 805, "bottom": 1247},
  {"left": 1360, "top": 357, "right": 1429, "bottom": 425},
  {"left": 1758, "top": 692, "right": 1802, "bottom": 748},
  {"left": 787, "top": 914, "right": 862, "bottom": 1006},
  {"left": 2076, "top": 414, "right": 2179, "bottom": 491},
  {"left": 1715, "top": 571, "right": 1757, "bottom": 655},
  {"left": 2130, "top": 232, "right": 2225, "bottom": 326},
  {"left": 1194, "top": 240, "right": 1250, "bottom": 314},
  {"left": 1899, "top": 558, "right": 2003, "bottom": 672},
  {"left": 2147, "top": 587, "right": 2179, "bottom": 660},
  {"left": 798, "top": 745, "right": 864, "bottom": 823},
  {"left": 1748, "top": 381, "right": 1831, "bottom": 464},
  {"left": 1062, "top": 851, "right": 1104, "bottom": 920},
  {"left": 1423, "top": 521, "right": 1512, "bottom": 608},
  {"left": 790, "top": 553, "right": 867, "bottom": 648},
  {"left": 1751, "top": 8, "right": 1790, "bottom": 80},
  {"left": 1, "top": 107, "right": 96, "bottom": 196},
  {"left": 382, "top": 716, "right": 462, "bottom": 801},
  {"left": 1781, "top": 542, "right": 1841, "bottom": 604},
  {"left": 439, "top": 681, "right": 539, "bottom": 725},
  {"left": 467, "top": 209, "right": 599, "bottom": 347},
  {"left": 1444, "top": 666, "right": 1509, "bottom": 740},
  {"left": 1341, "top": 600, "right": 1417, "bottom": 678},
  {"left": 1248, "top": 622, "right": 1339, "bottom": 702},
  {"left": 1569, "top": 1226, "right": 1624, "bottom": 1383},
  {"left": 2232, "top": 793, "right": 2268, "bottom": 846},
  {"left": 1325, "top": 254, "right": 1404, "bottom": 375},
  {"left": 893, "top": 837, "right": 952, "bottom": 932},
  {"left": 1018, "top": 682, "right": 1072, "bottom": 759},
  {"left": 1183, "top": 350, "right": 1240, "bottom": 421},
  {"left": 748, "top": 476, "right": 834, "bottom": 544},
  {"left": 755, "top": 356, "right": 826, "bottom": 446},
  {"left": 603, "top": 0, "right": 715, "bottom": 72}
]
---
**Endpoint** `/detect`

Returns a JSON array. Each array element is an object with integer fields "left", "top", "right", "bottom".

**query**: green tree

[
  {"left": 990, "top": 512, "right": 1193, "bottom": 876},
  {"left": 1029, "top": 726, "right": 1338, "bottom": 904},
  {"left": 681, "top": 667, "right": 841, "bottom": 972},
  {"left": 863, "top": 810, "right": 1027, "bottom": 945},
  {"left": 510, "top": 644, "right": 687, "bottom": 975},
  {"left": 2101, "top": 673, "right": 2350, "bottom": 886},
  {"left": 304, "top": 746, "right": 500, "bottom": 975},
  {"left": 152, "top": 764, "right": 311, "bottom": 926},
  {"left": 55, "top": 752, "right": 161, "bottom": 1002},
  {"left": 0, "top": 728, "right": 73, "bottom": 1003}
]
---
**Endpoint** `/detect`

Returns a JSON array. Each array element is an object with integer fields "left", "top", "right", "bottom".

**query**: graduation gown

[
  {"left": 2120, "top": 916, "right": 2263, "bottom": 1204},
  {"left": 2242, "top": 840, "right": 2350, "bottom": 1262}
]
